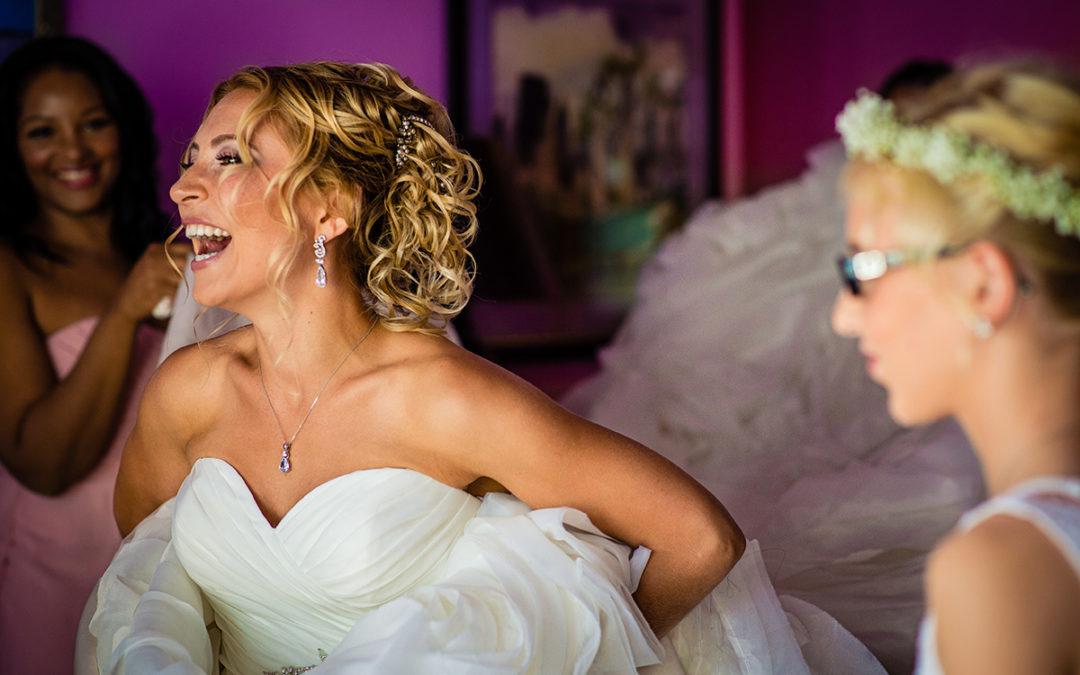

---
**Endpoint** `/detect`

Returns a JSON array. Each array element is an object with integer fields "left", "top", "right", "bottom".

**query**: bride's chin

[
  {"left": 191, "top": 279, "right": 227, "bottom": 311},
  {"left": 191, "top": 288, "right": 217, "bottom": 310}
]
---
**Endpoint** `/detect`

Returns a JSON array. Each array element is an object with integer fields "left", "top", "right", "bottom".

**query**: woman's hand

[
  {"left": 110, "top": 242, "right": 192, "bottom": 324},
  {"left": 0, "top": 241, "right": 189, "bottom": 495}
]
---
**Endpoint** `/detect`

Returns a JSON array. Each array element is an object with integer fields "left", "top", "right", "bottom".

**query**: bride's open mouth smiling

[{"left": 186, "top": 223, "right": 232, "bottom": 263}]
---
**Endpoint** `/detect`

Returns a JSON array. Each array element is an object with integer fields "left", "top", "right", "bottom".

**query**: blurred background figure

[
  {"left": 0, "top": 35, "right": 187, "bottom": 672},
  {"left": 833, "top": 60, "right": 1080, "bottom": 675},
  {"left": 563, "top": 59, "right": 972, "bottom": 674}
]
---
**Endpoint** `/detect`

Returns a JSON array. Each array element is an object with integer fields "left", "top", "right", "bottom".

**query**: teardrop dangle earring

[{"left": 314, "top": 235, "right": 328, "bottom": 288}]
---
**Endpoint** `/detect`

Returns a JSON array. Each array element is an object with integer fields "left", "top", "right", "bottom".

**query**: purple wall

[
  {"left": 65, "top": 0, "right": 1080, "bottom": 205},
  {"left": 741, "top": 0, "right": 1080, "bottom": 193},
  {"left": 66, "top": 0, "right": 447, "bottom": 213}
]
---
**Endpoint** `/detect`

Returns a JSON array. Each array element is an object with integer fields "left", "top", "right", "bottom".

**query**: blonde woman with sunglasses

[{"left": 833, "top": 62, "right": 1080, "bottom": 674}]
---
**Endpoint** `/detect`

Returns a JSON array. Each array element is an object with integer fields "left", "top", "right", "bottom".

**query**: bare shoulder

[
  {"left": 0, "top": 243, "right": 31, "bottom": 309},
  {"left": 368, "top": 329, "right": 741, "bottom": 594},
  {"left": 929, "top": 512, "right": 1080, "bottom": 592},
  {"left": 927, "top": 513, "right": 1080, "bottom": 673},
  {"left": 150, "top": 328, "right": 250, "bottom": 423},
  {"left": 385, "top": 332, "right": 562, "bottom": 427},
  {"left": 115, "top": 327, "right": 254, "bottom": 534},
  {"left": 0, "top": 243, "right": 51, "bottom": 447},
  {"left": 372, "top": 331, "right": 662, "bottom": 489},
  {"left": 0, "top": 242, "right": 23, "bottom": 268},
  {"left": 0, "top": 243, "right": 24, "bottom": 283},
  {"left": 365, "top": 331, "right": 569, "bottom": 465}
]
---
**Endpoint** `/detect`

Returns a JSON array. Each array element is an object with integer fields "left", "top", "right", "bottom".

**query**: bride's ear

[
  {"left": 317, "top": 214, "right": 349, "bottom": 242},
  {"left": 314, "top": 185, "right": 362, "bottom": 243}
]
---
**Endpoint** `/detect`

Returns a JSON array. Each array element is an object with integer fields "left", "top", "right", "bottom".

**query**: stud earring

[
  {"left": 314, "top": 235, "right": 327, "bottom": 288},
  {"left": 969, "top": 315, "right": 993, "bottom": 340}
]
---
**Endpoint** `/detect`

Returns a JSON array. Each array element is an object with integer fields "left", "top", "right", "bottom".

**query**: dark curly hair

[{"left": 0, "top": 35, "right": 167, "bottom": 263}]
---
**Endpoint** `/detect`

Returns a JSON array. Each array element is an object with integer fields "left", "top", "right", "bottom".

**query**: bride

[{"left": 80, "top": 61, "right": 881, "bottom": 674}]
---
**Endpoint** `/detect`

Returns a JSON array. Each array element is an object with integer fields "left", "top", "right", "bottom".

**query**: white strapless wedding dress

[{"left": 80, "top": 458, "right": 883, "bottom": 674}]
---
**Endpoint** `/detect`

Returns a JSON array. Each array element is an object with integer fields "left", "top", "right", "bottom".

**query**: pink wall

[
  {"left": 66, "top": 0, "right": 447, "bottom": 213},
  {"left": 740, "top": 0, "right": 1080, "bottom": 194}
]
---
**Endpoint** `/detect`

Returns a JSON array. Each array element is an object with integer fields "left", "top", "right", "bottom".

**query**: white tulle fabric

[
  {"left": 82, "top": 457, "right": 883, "bottom": 674},
  {"left": 82, "top": 498, "right": 217, "bottom": 675},
  {"left": 562, "top": 142, "right": 985, "bottom": 673}
]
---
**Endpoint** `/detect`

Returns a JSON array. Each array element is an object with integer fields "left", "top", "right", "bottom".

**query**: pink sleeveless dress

[{"left": 0, "top": 317, "right": 162, "bottom": 674}]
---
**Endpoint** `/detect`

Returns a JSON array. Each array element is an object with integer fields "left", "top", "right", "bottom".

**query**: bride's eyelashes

[
  {"left": 177, "top": 148, "right": 242, "bottom": 172},
  {"left": 216, "top": 150, "right": 241, "bottom": 166}
]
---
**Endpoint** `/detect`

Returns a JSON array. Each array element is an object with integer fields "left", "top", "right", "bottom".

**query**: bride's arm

[
  {"left": 114, "top": 345, "right": 205, "bottom": 536},
  {"left": 414, "top": 354, "right": 746, "bottom": 638}
]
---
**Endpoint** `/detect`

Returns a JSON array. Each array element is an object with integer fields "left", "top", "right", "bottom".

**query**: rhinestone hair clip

[
  {"left": 836, "top": 88, "right": 1080, "bottom": 238},
  {"left": 394, "top": 114, "right": 434, "bottom": 169}
]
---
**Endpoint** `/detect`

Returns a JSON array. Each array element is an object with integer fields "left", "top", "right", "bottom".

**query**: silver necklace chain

[{"left": 257, "top": 320, "right": 377, "bottom": 473}]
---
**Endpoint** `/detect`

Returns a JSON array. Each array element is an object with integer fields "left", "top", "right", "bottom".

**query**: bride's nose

[{"left": 170, "top": 163, "right": 205, "bottom": 206}]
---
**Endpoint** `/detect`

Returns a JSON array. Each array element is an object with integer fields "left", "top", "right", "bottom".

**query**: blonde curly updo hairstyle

[
  {"left": 845, "top": 61, "right": 1080, "bottom": 325},
  {"left": 209, "top": 61, "right": 480, "bottom": 333}
]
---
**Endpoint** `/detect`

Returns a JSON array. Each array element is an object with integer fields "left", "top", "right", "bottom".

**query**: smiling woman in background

[
  {"left": 833, "top": 62, "right": 1080, "bottom": 673},
  {"left": 0, "top": 36, "right": 188, "bottom": 672}
]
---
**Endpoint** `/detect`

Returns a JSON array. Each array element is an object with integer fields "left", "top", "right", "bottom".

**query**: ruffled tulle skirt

[{"left": 79, "top": 487, "right": 883, "bottom": 674}]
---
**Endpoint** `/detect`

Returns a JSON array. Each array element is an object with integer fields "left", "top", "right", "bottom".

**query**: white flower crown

[{"left": 835, "top": 88, "right": 1080, "bottom": 238}]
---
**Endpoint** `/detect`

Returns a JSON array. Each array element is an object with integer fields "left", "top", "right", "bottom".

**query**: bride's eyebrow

[{"left": 185, "top": 133, "right": 239, "bottom": 155}]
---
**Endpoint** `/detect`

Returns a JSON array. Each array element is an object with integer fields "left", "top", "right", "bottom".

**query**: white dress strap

[
  {"left": 956, "top": 476, "right": 1080, "bottom": 578},
  {"left": 915, "top": 476, "right": 1080, "bottom": 675}
]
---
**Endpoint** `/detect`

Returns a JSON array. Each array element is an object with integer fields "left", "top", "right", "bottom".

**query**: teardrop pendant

[
  {"left": 315, "top": 264, "right": 327, "bottom": 288},
  {"left": 258, "top": 319, "right": 375, "bottom": 479},
  {"left": 279, "top": 443, "right": 292, "bottom": 473}
]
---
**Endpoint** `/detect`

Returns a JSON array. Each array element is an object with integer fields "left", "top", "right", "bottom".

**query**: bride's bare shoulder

[
  {"left": 116, "top": 327, "right": 256, "bottom": 534},
  {"left": 159, "top": 325, "right": 253, "bottom": 375},
  {"left": 151, "top": 325, "right": 255, "bottom": 413}
]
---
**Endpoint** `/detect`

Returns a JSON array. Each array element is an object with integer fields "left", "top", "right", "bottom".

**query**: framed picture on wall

[{"left": 448, "top": 0, "right": 718, "bottom": 308}]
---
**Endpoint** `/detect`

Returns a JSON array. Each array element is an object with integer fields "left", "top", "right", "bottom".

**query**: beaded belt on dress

[{"left": 263, "top": 648, "right": 328, "bottom": 674}]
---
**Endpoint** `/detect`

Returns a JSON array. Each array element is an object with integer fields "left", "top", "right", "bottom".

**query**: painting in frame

[{"left": 449, "top": 0, "right": 718, "bottom": 307}]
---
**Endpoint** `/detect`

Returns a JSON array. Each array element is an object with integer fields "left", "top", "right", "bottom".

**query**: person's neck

[
  {"left": 248, "top": 284, "right": 377, "bottom": 405},
  {"left": 36, "top": 207, "right": 115, "bottom": 257},
  {"left": 956, "top": 325, "right": 1080, "bottom": 496}
]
